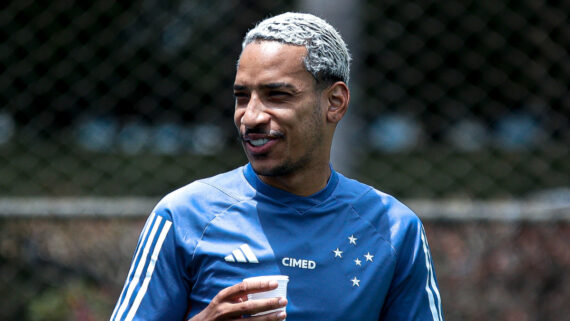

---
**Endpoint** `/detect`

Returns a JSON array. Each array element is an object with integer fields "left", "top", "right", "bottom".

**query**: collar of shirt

[{"left": 243, "top": 163, "right": 339, "bottom": 214}]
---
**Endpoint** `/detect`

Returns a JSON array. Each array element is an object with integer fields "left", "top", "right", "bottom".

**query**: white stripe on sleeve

[
  {"left": 112, "top": 214, "right": 166, "bottom": 321},
  {"left": 124, "top": 219, "right": 172, "bottom": 321},
  {"left": 111, "top": 212, "right": 156, "bottom": 321},
  {"left": 420, "top": 225, "right": 442, "bottom": 321}
]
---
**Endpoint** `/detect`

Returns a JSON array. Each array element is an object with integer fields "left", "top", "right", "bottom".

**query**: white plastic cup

[{"left": 243, "top": 275, "right": 289, "bottom": 317}]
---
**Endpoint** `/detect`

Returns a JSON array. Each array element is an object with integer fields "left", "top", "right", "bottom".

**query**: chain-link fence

[
  {"left": 1, "top": 0, "right": 569, "bottom": 320},
  {"left": 356, "top": 0, "right": 569, "bottom": 198},
  {"left": 1, "top": 0, "right": 568, "bottom": 198},
  {"left": 2, "top": 0, "right": 296, "bottom": 196}
]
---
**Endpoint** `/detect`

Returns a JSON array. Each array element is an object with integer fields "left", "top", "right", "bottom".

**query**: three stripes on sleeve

[{"left": 110, "top": 212, "right": 172, "bottom": 321}]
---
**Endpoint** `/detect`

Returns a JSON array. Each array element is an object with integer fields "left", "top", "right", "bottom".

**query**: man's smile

[
  {"left": 242, "top": 131, "right": 284, "bottom": 154},
  {"left": 247, "top": 138, "right": 270, "bottom": 147}
]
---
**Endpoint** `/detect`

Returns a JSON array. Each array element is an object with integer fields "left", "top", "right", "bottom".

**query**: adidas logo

[{"left": 224, "top": 244, "right": 259, "bottom": 263}]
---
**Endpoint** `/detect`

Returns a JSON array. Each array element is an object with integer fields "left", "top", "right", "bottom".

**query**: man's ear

[{"left": 326, "top": 81, "right": 350, "bottom": 124}]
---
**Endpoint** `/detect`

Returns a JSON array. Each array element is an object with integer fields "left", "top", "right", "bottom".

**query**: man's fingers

[
  {"left": 210, "top": 297, "right": 287, "bottom": 320},
  {"left": 236, "top": 297, "right": 287, "bottom": 317},
  {"left": 218, "top": 279, "right": 279, "bottom": 301},
  {"left": 248, "top": 309, "right": 287, "bottom": 321},
  {"left": 203, "top": 281, "right": 286, "bottom": 320}
]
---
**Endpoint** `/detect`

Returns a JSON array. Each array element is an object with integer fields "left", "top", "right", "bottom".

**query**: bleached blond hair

[{"left": 241, "top": 12, "right": 351, "bottom": 85}]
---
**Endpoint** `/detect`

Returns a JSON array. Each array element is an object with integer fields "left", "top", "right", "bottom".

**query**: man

[{"left": 111, "top": 12, "right": 444, "bottom": 321}]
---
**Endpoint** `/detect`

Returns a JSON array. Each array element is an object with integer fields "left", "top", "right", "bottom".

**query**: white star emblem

[
  {"left": 354, "top": 258, "right": 362, "bottom": 266},
  {"left": 333, "top": 248, "right": 343, "bottom": 258},
  {"left": 364, "top": 252, "right": 374, "bottom": 262},
  {"left": 350, "top": 277, "right": 360, "bottom": 287},
  {"left": 348, "top": 235, "right": 357, "bottom": 245}
]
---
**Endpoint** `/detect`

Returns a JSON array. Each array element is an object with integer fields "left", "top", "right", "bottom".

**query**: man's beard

[
  {"left": 250, "top": 152, "right": 313, "bottom": 177},
  {"left": 239, "top": 96, "right": 324, "bottom": 178},
  {"left": 242, "top": 127, "right": 322, "bottom": 178}
]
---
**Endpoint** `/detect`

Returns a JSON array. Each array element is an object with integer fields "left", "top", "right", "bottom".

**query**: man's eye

[
  {"left": 269, "top": 91, "right": 289, "bottom": 97},
  {"left": 234, "top": 93, "right": 249, "bottom": 101}
]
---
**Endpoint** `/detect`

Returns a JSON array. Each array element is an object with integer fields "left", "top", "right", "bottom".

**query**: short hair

[{"left": 241, "top": 12, "right": 351, "bottom": 85}]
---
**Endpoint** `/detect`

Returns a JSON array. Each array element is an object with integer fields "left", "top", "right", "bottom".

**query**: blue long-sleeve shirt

[{"left": 111, "top": 163, "right": 444, "bottom": 321}]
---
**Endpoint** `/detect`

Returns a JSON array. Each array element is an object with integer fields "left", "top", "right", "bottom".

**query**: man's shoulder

[
  {"left": 334, "top": 172, "right": 376, "bottom": 200},
  {"left": 335, "top": 173, "right": 421, "bottom": 231},
  {"left": 154, "top": 165, "right": 253, "bottom": 219},
  {"left": 167, "top": 165, "right": 251, "bottom": 200},
  {"left": 335, "top": 173, "right": 392, "bottom": 208}
]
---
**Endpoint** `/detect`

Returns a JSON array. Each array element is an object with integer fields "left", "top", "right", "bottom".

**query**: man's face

[{"left": 234, "top": 41, "right": 328, "bottom": 178}]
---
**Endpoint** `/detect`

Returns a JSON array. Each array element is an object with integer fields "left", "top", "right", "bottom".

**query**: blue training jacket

[{"left": 111, "top": 163, "right": 444, "bottom": 321}]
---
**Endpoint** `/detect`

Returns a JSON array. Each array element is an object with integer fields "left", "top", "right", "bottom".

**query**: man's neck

[{"left": 257, "top": 163, "right": 331, "bottom": 197}]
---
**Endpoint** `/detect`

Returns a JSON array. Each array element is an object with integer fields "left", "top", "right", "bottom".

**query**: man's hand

[{"left": 188, "top": 279, "right": 288, "bottom": 321}]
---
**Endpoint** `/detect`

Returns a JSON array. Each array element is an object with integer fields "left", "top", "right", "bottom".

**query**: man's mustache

[
  {"left": 244, "top": 127, "right": 267, "bottom": 135},
  {"left": 237, "top": 128, "right": 285, "bottom": 140}
]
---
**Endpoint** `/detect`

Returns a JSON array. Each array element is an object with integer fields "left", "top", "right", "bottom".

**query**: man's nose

[{"left": 241, "top": 95, "right": 270, "bottom": 128}]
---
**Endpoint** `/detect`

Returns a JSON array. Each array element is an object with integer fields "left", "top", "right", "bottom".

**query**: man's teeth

[{"left": 250, "top": 138, "right": 269, "bottom": 146}]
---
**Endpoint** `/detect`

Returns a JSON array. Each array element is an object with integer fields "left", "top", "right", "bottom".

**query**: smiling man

[
  {"left": 111, "top": 12, "right": 444, "bottom": 321},
  {"left": 233, "top": 40, "right": 345, "bottom": 196}
]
